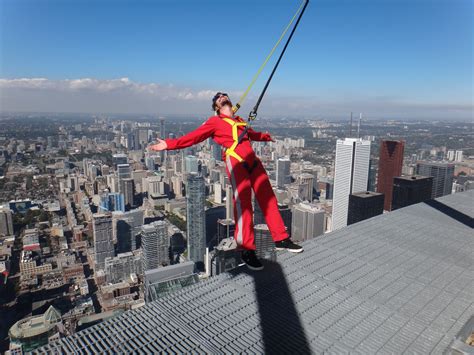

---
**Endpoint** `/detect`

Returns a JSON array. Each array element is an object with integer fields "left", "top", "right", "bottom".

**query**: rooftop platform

[{"left": 33, "top": 190, "right": 474, "bottom": 354}]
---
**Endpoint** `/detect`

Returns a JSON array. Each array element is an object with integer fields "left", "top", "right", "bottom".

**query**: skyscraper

[
  {"left": 276, "top": 158, "right": 291, "bottom": 189},
  {"left": 332, "top": 138, "right": 371, "bottom": 231},
  {"left": 99, "top": 192, "right": 125, "bottom": 213},
  {"left": 211, "top": 139, "right": 222, "bottom": 162},
  {"left": 159, "top": 118, "right": 166, "bottom": 139},
  {"left": 214, "top": 182, "right": 222, "bottom": 204},
  {"left": 347, "top": 191, "right": 384, "bottom": 225},
  {"left": 114, "top": 209, "right": 144, "bottom": 253},
  {"left": 367, "top": 158, "right": 377, "bottom": 192},
  {"left": 416, "top": 161, "right": 454, "bottom": 198},
  {"left": 117, "top": 163, "right": 131, "bottom": 180},
  {"left": 225, "top": 185, "right": 234, "bottom": 220},
  {"left": 254, "top": 224, "right": 276, "bottom": 261},
  {"left": 141, "top": 220, "right": 170, "bottom": 271},
  {"left": 377, "top": 140, "right": 404, "bottom": 211},
  {"left": 447, "top": 150, "right": 455, "bottom": 161},
  {"left": 112, "top": 154, "right": 128, "bottom": 168},
  {"left": 297, "top": 173, "right": 314, "bottom": 201},
  {"left": 186, "top": 173, "right": 206, "bottom": 269},
  {"left": 92, "top": 214, "right": 114, "bottom": 271},
  {"left": 278, "top": 203, "right": 292, "bottom": 236},
  {"left": 291, "top": 203, "right": 325, "bottom": 242},
  {"left": 121, "top": 178, "right": 135, "bottom": 209},
  {"left": 217, "top": 219, "right": 235, "bottom": 245},
  {"left": 455, "top": 150, "right": 463, "bottom": 162},
  {"left": 392, "top": 175, "right": 433, "bottom": 210},
  {"left": 0, "top": 208, "right": 14, "bottom": 237},
  {"left": 185, "top": 155, "right": 199, "bottom": 174},
  {"left": 256, "top": 202, "right": 292, "bottom": 236}
]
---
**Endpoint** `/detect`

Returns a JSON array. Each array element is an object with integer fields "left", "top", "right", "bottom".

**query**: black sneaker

[
  {"left": 241, "top": 250, "right": 264, "bottom": 271},
  {"left": 275, "top": 238, "right": 303, "bottom": 253}
]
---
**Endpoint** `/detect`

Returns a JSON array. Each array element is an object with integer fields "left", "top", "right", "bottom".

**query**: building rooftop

[
  {"left": 9, "top": 306, "right": 61, "bottom": 339},
  {"left": 34, "top": 190, "right": 474, "bottom": 354},
  {"left": 395, "top": 174, "right": 431, "bottom": 181},
  {"left": 351, "top": 191, "right": 383, "bottom": 198}
]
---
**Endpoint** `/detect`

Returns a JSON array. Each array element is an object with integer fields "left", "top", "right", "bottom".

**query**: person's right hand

[{"left": 149, "top": 139, "right": 168, "bottom": 151}]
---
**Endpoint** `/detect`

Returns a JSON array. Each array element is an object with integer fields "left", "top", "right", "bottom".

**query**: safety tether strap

[{"left": 232, "top": 0, "right": 307, "bottom": 114}]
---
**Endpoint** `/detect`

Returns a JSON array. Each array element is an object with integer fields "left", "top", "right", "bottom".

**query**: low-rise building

[{"left": 8, "top": 306, "right": 63, "bottom": 353}]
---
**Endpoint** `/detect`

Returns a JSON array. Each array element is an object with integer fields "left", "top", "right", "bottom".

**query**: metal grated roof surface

[{"left": 33, "top": 191, "right": 474, "bottom": 354}]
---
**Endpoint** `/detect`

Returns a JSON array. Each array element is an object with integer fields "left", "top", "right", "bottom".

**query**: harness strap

[{"left": 221, "top": 117, "right": 247, "bottom": 163}]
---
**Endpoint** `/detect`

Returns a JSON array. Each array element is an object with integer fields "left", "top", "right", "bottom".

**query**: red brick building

[{"left": 377, "top": 140, "right": 405, "bottom": 211}]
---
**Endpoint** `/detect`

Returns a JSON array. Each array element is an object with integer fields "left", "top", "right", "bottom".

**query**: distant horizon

[{"left": 1, "top": 107, "right": 473, "bottom": 124}]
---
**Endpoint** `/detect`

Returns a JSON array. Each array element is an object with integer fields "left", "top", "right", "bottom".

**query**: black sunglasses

[{"left": 212, "top": 92, "right": 228, "bottom": 103}]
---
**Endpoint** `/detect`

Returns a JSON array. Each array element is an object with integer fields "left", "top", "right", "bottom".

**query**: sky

[{"left": 0, "top": 0, "right": 472, "bottom": 120}]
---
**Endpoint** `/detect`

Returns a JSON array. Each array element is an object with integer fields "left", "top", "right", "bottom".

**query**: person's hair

[{"left": 212, "top": 92, "right": 227, "bottom": 112}]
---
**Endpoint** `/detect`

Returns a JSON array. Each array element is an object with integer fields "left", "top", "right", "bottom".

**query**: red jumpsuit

[{"left": 165, "top": 114, "right": 289, "bottom": 250}]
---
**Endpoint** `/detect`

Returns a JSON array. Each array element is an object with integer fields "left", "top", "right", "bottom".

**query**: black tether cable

[{"left": 238, "top": 0, "right": 310, "bottom": 144}]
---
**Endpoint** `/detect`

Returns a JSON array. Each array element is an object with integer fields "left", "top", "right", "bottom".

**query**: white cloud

[
  {"left": 0, "top": 77, "right": 214, "bottom": 99},
  {"left": 0, "top": 77, "right": 472, "bottom": 120}
]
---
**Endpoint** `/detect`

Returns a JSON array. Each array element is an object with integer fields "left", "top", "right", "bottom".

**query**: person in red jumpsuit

[{"left": 150, "top": 92, "right": 303, "bottom": 270}]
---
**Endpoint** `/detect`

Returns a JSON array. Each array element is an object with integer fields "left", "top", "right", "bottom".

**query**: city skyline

[
  {"left": 0, "top": 0, "right": 472, "bottom": 120},
  {"left": 0, "top": 112, "right": 472, "bottom": 353}
]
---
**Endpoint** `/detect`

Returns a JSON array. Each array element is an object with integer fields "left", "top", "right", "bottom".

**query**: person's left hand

[
  {"left": 266, "top": 132, "right": 275, "bottom": 142},
  {"left": 149, "top": 139, "right": 167, "bottom": 151}
]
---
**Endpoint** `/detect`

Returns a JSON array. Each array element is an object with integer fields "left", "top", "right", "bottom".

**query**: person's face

[{"left": 215, "top": 94, "right": 232, "bottom": 111}]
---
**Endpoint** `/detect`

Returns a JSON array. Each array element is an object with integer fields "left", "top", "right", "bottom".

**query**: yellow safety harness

[{"left": 221, "top": 117, "right": 247, "bottom": 162}]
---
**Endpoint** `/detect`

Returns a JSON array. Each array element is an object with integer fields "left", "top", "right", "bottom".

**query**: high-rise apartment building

[
  {"left": 447, "top": 150, "right": 455, "bottom": 161},
  {"left": 212, "top": 239, "right": 241, "bottom": 276},
  {"left": 225, "top": 184, "right": 234, "bottom": 220},
  {"left": 134, "top": 129, "right": 150, "bottom": 149},
  {"left": 367, "top": 159, "right": 377, "bottom": 192},
  {"left": 455, "top": 150, "right": 463, "bottom": 162},
  {"left": 121, "top": 178, "right": 135, "bottom": 209},
  {"left": 278, "top": 203, "right": 292, "bottom": 236},
  {"left": 377, "top": 140, "right": 404, "bottom": 211},
  {"left": 276, "top": 158, "right": 291, "bottom": 189},
  {"left": 141, "top": 221, "right": 170, "bottom": 271},
  {"left": 112, "top": 154, "right": 128, "bottom": 168},
  {"left": 291, "top": 203, "right": 325, "bottom": 242},
  {"left": 186, "top": 173, "right": 206, "bottom": 269},
  {"left": 211, "top": 140, "right": 222, "bottom": 162},
  {"left": 332, "top": 138, "right": 371, "bottom": 230},
  {"left": 114, "top": 209, "right": 144, "bottom": 253},
  {"left": 159, "top": 118, "right": 166, "bottom": 139},
  {"left": 347, "top": 191, "right": 384, "bottom": 225},
  {"left": 117, "top": 163, "right": 131, "bottom": 180},
  {"left": 99, "top": 192, "right": 125, "bottom": 213},
  {"left": 92, "top": 214, "right": 114, "bottom": 271},
  {"left": 254, "top": 224, "right": 276, "bottom": 261},
  {"left": 217, "top": 219, "right": 235, "bottom": 245},
  {"left": 297, "top": 173, "right": 314, "bottom": 202},
  {"left": 214, "top": 182, "right": 222, "bottom": 204},
  {"left": 0, "top": 208, "right": 14, "bottom": 237},
  {"left": 392, "top": 175, "right": 433, "bottom": 210},
  {"left": 104, "top": 251, "right": 142, "bottom": 284},
  {"left": 185, "top": 155, "right": 199, "bottom": 174},
  {"left": 416, "top": 161, "right": 454, "bottom": 198}
]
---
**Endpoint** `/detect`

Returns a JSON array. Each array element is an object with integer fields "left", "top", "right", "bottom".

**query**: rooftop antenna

[
  {"left": 349, "top": 112, "right": 353, "bottom": 137},
  {"left": 357, "top": 113, "right": 362, "bottom": 139}
]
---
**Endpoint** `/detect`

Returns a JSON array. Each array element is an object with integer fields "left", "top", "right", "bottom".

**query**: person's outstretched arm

[{"left": 150, "top": 117, "right": 218, "bottom": 151}]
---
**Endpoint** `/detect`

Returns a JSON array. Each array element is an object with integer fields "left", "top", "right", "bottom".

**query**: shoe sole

[
  {"left": 245, "top": 263, "right": 264, "bottom": 271},
  {"left": 275, "top": 247, "right": 304, "bottom": 253}
]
